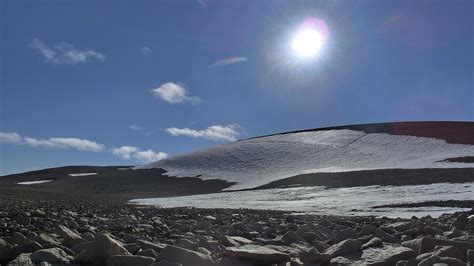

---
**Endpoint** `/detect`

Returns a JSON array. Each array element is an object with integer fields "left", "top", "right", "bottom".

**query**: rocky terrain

[{"left": 1, "top": 188, "right": 473, "bottom": 266}]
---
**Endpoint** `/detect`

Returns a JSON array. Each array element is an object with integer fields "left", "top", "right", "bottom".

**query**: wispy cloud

[
  {"left": 0, "top": 131, "right": 104, "bottom": 152},
  {"left": 112, "top": 146, "right": 167, "bottom": 163},
  {"left": 129, "top": 125, "right": 151, "bottom": 136},
  {"left": 166, "top": 124, "right": 240, "bottom": 141},
  {"left": 29, "top": 38, "right": 105, "bottom": 65},
  {"left": 139, "top": 46, "right": 151, "bottom": 54},
  {"left": 1, "top": 131, "right": 168, "bottom": 163},
  {"left": 209, "top": 56, "right": 247, "bottom": 68},
  {"left": 151, "top": 82, "right": 200, "bottom": 104},
  {"left": 23, "top": 137, "right": 105, "bottom": 152},
  {"left": 0, "top": 132, "right": 22, "bottom": 144}
]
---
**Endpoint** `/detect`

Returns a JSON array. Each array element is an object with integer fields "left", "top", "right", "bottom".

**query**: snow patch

[
  {"left": 130, "top": 182, "right": 474, "bottom": 218},
  {"left": 138, "top": 129, "right": 474, "bottom": 190},
  {"left": 17, "top": 180, "right": 53, "bottom": 185},
  {"left": 68, "top": 173, "right": 98, "bottom": 177}
]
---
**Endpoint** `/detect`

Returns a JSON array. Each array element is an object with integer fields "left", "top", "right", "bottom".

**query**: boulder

[
  {"left": 296, "top": 224, "right": 332, "bottom": 241},
  {"left": 58, "top": 225, "right": 85, "bottom": 247},
  {"left": 76, "top": 234, "right": 131, "bottom": 265},
  {"left": 312, "top": 239, "right": 330, "bottom": 253},
  {"left": 432, "top": 245, "right": 463, "bottom": 260},
  {"left": 154, "top": 261, "right": 183, "bottom": 266},
  {"left": 136, "top": 240, "right": 166, "bottom": 253},
  {"left": 138, "top": 248, "right": 157, "bottom": 258},
  {"left": 361, "top": 237, "right": 383, "bottom": 250},
  {"left": 225, "top": 244, "right": 290, "bottom": 264},
  {"left": 33, "top": 234, "right": 60, "bottom": 246},
  {"left": 402, "top": 236, "right": 474, "bottom": 260},
  {"left": 7, "top": 253, "right": 33, "bottom": 265},
  {"left": 156, "top": 245, "right": 213, "bottom": 266},
  {"left": 299, "top": 247, "right": 330, "bottom": 264},
  {"left": 370, "top": 247, "right": 416, "bottom": 265},
  {"left": 31, "top": 248, "right": 73, "bottom": 264},
  {"left": 279, "top": 231, "right": 304, "bottom": 244},
  {"left": 468, "top": 249, "right": 474, "bottom": 264},
  {"left": 106, "top": 255, "right": 155, "bottom": 266},
  {"left": 324, "top": 239, "right": 361, "bottom": 258},
  {"left": 330, "top": 228, "right": 357, "bottom": 244}
]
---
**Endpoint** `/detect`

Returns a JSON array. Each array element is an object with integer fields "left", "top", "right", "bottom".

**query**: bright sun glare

[
  {"left": 292, "top": 29, "right": 323, "bottom": 58},
  {"left": 291, "top": 18, "right": 329, "bottom": 60}
]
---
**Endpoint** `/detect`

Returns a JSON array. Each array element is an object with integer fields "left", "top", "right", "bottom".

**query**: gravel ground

[{"left": 1, "top": 188, "right": 474, "bottom": 265}]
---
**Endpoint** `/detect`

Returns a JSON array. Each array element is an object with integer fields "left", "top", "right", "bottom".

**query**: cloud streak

[
  {"left": 112, "top": 146, "right": 167, "bottom": 163},
  {"left": 139, "top": 46, "right": 151, "bottom": 54},
  {"left": 129, "top": 125, "right": 151, "bottom": 136},
  {"left": 0, "top": 131, "right": 104, "bottom": 152},
  {"left": 166, "top": 124, "right": 240, "bottom": 141},
  {"left": 209, "top": 56, "right": 247, "bottom": 67},
  {"left": 151, "top": 82, "right": 200, "bottom": 104},
  {"left": 30, "top": 38, "right": 105, "bottom": 65}
]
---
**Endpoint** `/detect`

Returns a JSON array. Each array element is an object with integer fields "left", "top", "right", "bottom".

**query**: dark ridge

[
  {"left": 252, "top": 168, "right": 474, "bottom": 190},
  {"left": 372, "top": 200, "right": 474, "bottom": 209},
  {"left": 439, "top": 156, "right": 474, "bottom": 163},
  {"left": 0, "top": 166, "right": 234, "bottom": 199},
  {"left": 244, "top": 121, "right": 474, "bottom": 145}
]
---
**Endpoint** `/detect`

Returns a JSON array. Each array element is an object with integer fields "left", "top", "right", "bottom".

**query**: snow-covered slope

[{"left": 139, "top": 125, "right": 474, "bottom": 190}]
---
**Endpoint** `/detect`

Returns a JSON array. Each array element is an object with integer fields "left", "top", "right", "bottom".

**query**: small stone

[{"left": 106, "top": 255, "right": 155, "bottom": 266}]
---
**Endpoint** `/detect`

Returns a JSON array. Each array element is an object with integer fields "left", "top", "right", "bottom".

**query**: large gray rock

[
  {"left": 468, "top": 249, "right": 474, "bottom": 264},
  {"left": 299, "top": 247, "right": 330, "bottom": 264},
  {"left": 76, "top": 234, "right": 131, "bottom": 265},
  {"left": 225, "top": 244, "right": 290, "bottom": 264},
  {"left": 136, "top": 240, "right": 166, "bottom": 253},
  {"left": 330, "top": 228, "right": 357, "bottom": 244},
  {"left": 156, "top": 245, "right": 213, "bottom": 266},
  {"left": 418, "top": 255, "right": 464, "bottom": 266},
  {"left": 33, "top": 234, "right": 60, "bottom": 246},
  {"left": 31, "top": 248, "right": 74, "bottom": 264},
  {"left": 106, "top": 255, "right": 155, "bottom": 266},
  {"left": 369, "top": 247, "right": 416, "bottom": 265},
  {"left": 296, "top": 224, "right": 332, "bottom": 241},
  {"left": 7, "top": 253, "right": 33, "bottom": 266},
  {"left": 361, "top": 237, "right": 383, "bottom": 250},
  {"left": 324, "top": 239, "right": 361, "bottom": 258},
  {"left": 58, "top": 225, "right": 85, "bottom": 247},
  {"left": 432, "top": 245, "right": 463, "bottom": 260},
  {"left": 401, "top": 236, "right": 474, "bottom": 260},
  {"left": 154, "top": 261, "right": 183, "bottom": 266}
]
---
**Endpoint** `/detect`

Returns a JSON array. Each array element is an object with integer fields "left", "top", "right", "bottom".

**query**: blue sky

[{"left": 1, "top": 0, "right": 473, "bottom": 175}]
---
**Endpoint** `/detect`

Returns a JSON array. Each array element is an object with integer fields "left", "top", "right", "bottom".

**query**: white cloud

[
  {"left": 166, "top": 124, "right": 240, "bottom": 141},
  {"left": 209, "top": 56, "right": 247, "bottom": 67},
  {"left": 0, "top": 132, "right": 22, "bottom": 144},
  {"left": 0, "top": 131, "right": 105, "bottom": 152},
  {"left": 151, "top": 82, "right": 200, "bottom": 104},
  {"left": 30, "top": 38, "right": 105, "bottom": 65},
  {"left": 112, "top": 146, "right": 167, "bottom": 163},
  {"left": 139, "top": 46, "right": 151, "bottom": 54},
  {"left": 23, "top": 137, "right": 105, "bottom": 152}
]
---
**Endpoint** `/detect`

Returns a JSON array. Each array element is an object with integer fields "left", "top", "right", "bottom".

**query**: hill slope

[{"left": 139, "top": 121, "right": 474, "bottom": 190}]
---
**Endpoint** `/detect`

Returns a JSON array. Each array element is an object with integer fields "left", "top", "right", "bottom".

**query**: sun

[
  {"left": 291, "top": 29, "right": 323, "bottom": 58},
  {"left": 290, "top": 18, "right": 329, "bottom": 60}
]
